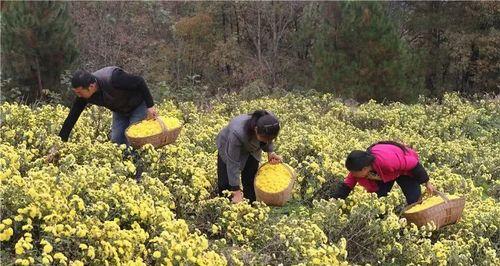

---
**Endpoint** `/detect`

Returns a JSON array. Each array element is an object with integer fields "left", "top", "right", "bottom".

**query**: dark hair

[
  {"left": 71, "top": 70, "right": 96, "bottom": 89},
  {"left": 245, "top": 110, "right": 280, "bottom": 139},
  {"left": 345, "top": 150, "right": 375, "bottom": 171},
  {"left": 367, "top": 141, "right": 408, "bottom": 153},
  {"left": 346, "top": 141, "right": 408, "bottom": 172}
]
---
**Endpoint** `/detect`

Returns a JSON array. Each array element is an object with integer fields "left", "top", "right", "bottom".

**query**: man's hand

[
  {"left": 425, "top": 182, "right": 436, "bottom": 195},
  {"left": 268, "top": 152, "right": 282, "bottom": 164},
  {"left": 147, "top": 107, "right": 158, "bottom": 120},
  {"left": 231, "top": 190, "right": 244, "bottom": 204}
]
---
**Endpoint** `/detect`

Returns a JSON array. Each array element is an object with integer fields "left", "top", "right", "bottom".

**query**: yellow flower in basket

[
  {"left": 127, "top": 116, "right": 181, "bottom": 138},
  {"left": 255, "top": 163, "right": 292, "bottom": 193},
  {"left": 254, "top": 163, "right": 295, "bottom": 206},
  {"left": 126, "top": 116, "right": 182, "bottom": 149},
  {"left": 405, "top": 195, "right": 461, "bottom": 214}
]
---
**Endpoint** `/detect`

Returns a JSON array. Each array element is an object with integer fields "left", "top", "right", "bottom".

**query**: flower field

[{"left": 0, "top": 92, "right": 499, "bottom": 265}]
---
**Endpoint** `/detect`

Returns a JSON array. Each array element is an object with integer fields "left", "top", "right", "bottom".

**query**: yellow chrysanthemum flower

[
  {"left": 43, "top": 242, "right": 53, "bottom": 253},
  {"left": 127, "top": 116, "right": 181, "bottom": 138},
  {"left": 153, "top": 251, "right": 162, "bottom": 259},
  {"left": 405, "top": 195, "right": 461, "bottom": 213},
  {"left": 255, "top": 163, "right": 293, "bottom": 193}
]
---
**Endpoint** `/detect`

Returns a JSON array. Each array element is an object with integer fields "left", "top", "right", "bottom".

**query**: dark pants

[
  {"left": 217, "top": 154, "right": 259, "bottom": 202},
  {"left": 376, "top": 175, "right": 421, "bottom": 204}
]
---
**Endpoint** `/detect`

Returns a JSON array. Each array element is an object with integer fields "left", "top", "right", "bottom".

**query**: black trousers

[
  {"left": 217, "top": 154, "right": 259, "bottom": 202},
  {"left": 376, "top": 175, "right": 422, "bottom": 204}
]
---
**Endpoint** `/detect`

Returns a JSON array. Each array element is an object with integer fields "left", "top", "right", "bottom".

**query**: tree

[
  {"left": 67, "top": 2, "right": 174, "bottom": 80},
  {"left": 172, "top": 11, "right": 217, "bottom": 88},
  {"left": 235, "top": 2, "right": 304, "bottom": 88},
  {"left": 1, "top": 1, "right": 78, "bottom": 102},
  {"left": 403, "top": 1, "right": 500, "bottom": 97},
  {"left": 311, "top": 2, "right": 424, "bottom": 102}
]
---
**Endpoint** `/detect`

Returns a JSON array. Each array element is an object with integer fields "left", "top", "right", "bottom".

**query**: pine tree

[
  {"left": 311, "top": 2, "right": 424, "bottom": 102},
  {"left": 1, "top": 1, "right": 78, "bottom": 102}
]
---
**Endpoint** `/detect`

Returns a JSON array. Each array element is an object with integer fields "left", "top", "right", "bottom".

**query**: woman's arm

[
  {"left": 331, "top": 173, "right": 356, "bottom": 199},
  {"left": 224, "top": 132, "right": 244, "bottom": 191},
  {"left": 332, "top": 182, "right": 353, "bottom": 199},
  {"left": 411, "top": 163, "right": 435, "bottom": 194},
  {"left": 411, "top": 163, "right": 429, "bottom": 184}
]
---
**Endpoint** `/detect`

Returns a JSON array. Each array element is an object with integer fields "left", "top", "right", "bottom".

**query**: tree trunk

[
  {"left": 257, "top": 6, "right": 262, "bottom": 67},
  {"left": 461, "top": 41, "right": 479, "bottom": 94},
  {"left": 425, "top": 27, "right": 441, "bottom": 97},
  {"left": 176, "top": 44, "right": 181, "bottom": 89},
  {"left": 222, "top": 3, "right": 227, "bottom": 42},
  {"left": 34, "top": 56, "right": 43, "bottom": 100},
  {"left": 270, "top": 2, "right": 278, "bottom": 87},
  {"left": 234, "top": 4, "right": 240, "bottom": 43}
]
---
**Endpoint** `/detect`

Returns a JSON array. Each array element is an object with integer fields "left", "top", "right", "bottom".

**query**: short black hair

[
  {"left": 345, "top": 150, "right": 375, "bottom": 171},
  {"left": 71, "top": 70, "right": 96, "bottom": 89}
]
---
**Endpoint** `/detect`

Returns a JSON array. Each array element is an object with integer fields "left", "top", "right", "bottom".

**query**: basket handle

[
  {"left": 433, "top": 190, "right": 449, "bottom": 203},
  {"left": 284, "top": 164, "right": 297, "bottom": 180},
  {"left": 156, "top": 117, "right": 167, "bottom": 131}
]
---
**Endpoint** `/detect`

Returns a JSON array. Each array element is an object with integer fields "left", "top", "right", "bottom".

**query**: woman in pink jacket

[{"left": 333, "top": 141, "right": 435, "bottom": 204}]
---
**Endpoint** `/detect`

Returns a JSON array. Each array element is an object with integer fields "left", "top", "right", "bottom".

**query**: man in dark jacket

[{"left": 59, "top": 66, "right": 158, "bottom": 144}]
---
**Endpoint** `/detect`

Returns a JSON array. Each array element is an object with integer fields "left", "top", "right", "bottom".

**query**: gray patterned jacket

[{"left": 216, "top": 114, "right": 275, "bottom": 187}]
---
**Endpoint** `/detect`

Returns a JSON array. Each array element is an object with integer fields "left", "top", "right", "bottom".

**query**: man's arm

[
  {"left": 59, "top": 97, "right": 87, "bottom": 142},
  {"left": 136, "top": 77, "right": 154, "bottom": 108}
]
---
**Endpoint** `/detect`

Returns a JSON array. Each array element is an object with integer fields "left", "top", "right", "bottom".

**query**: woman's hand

[
  {"left": 268, "top": 152, "right": 282, "bottom": 164},
  {"left": 231, "top": 190, "right": 244, "bottom": 204},
  {"left": 147, "top": 107, "right": 158, "bottom": 120},
  {"left": 425, "top": 182, "right": 436, "bottom": 195}
]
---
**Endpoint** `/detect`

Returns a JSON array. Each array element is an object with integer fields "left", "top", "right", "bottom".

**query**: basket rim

[
  {"left": 403, "top": 196, "right": 465, "bottom": 215},
  {"left": 403, "top": 190, "right": 464, "bottom": 213}
]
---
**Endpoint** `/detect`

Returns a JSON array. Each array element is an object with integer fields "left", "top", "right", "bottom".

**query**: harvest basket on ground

[
  {"left": 254, "top": 162, "right": 296, "bottom": 206},
  {"left": 403, "top": 190, "right": 465, "bottom": 229},
  {"left": 125, "top": 117, "right": 182, "bottom": 149}
]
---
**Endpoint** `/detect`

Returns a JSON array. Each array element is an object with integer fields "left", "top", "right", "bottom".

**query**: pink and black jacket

[{"left": 334, "top": 143, "right": 429, "bottom": 199}]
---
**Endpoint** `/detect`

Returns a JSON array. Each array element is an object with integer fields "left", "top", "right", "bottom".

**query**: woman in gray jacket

[{"left": 216, "top": 110, "right": 282, "bottom": 203}]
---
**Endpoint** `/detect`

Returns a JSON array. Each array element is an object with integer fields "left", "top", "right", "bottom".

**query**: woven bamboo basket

[
  {"left": 254, "top": 163, "right": 296, "bottom": 207},
  {"left": 125, "top": 117, "right": 182, "bottom": 149},
  {"left": 403, "top": 190, "right": 465, "bottom": 229}
]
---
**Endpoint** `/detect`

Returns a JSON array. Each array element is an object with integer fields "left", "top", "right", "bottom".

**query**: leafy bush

[{"left": 1, "top": 92, "right": 498, "bottom": 265}]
